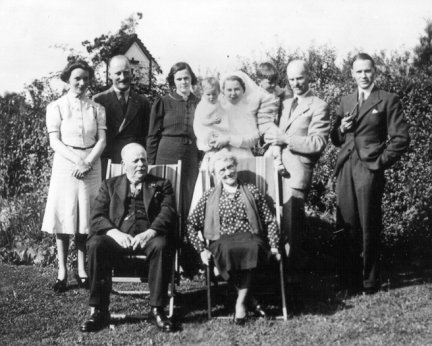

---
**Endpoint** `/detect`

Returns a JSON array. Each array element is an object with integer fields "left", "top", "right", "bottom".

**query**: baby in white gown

[{"left": 194, "top": 77, "right": 229, "bottom": 155}]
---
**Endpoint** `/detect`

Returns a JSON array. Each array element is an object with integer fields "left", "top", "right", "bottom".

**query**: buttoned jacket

[
  {"left": 331, "top": 87, "right": 409, "bottom": 175},
  {"left": 93, "top": 87, "right": 150, "bottom": 163},
  {"left": 278, "top": 90, "right": 330, "bottom": 190},
  {"left": 89, "top": 173, "right": 176, "bottom": 238}
]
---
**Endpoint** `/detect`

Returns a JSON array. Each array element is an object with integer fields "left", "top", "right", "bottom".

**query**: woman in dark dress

[
  {"left": 187, "top": 149, "right": 280, "bottom": 324},
  {"left": 147, "top": 62, "right": 199, "bottom": 229}
]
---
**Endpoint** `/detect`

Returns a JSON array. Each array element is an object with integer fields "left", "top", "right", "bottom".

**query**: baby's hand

[
  {"left": 208, "top": 132, "right": 217, "bottom": 147},
  {"left": 213, "top": 116, "right": 221, "bottom": 124},
  {"left": 210, "top": 134, "right": 230, "bottom": 149},
  {"left": 207, "top": 116, "right": 221, "bottom": 125}
]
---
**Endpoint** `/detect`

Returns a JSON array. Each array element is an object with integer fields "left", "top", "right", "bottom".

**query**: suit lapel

[
  {"left": 356, "top": 88, "right": 382, "bottom": 124},
  {"left": 142, "top": 176, "right": 157, "bottom": 215},
  {"left": 105, "top": 89, "right": 125, "bottom": 131},
  {"left": 113, "top": 175, "right": 128, "bottom": 221},
  {"left": 113, "top": 175, "right": 157, "bottom": 222},
  {"left": 118, "top": 91, "right": 139, "bottom": 133},
  {"left": 285, "top": 91, "right": 313, "bottom": 130},
  {"left": 345, "top": 92, "right": 358, "bottom": 118},
  {"left": 279, "top": 98, "right": 292, "bottom": 132}
]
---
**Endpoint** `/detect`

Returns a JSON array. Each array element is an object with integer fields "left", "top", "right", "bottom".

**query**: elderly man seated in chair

[
  {"left": 187, "top": 149, "right": 280, "bottom": 324},
  {"left": 81, "top": 143, "right": 176, "bottom": 333}
]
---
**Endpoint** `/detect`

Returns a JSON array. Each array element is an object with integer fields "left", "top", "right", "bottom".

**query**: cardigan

[{"left": 187, "top": 182, "right": 279, "bottom": 252}]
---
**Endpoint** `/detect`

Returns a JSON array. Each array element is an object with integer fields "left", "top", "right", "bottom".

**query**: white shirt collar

[
  {"left": 293, "top": 88, "right": 310, "bottom": 103},
  {"left": 113, "top": 87, "right": 130, "bottom": 101},
  {"left": 358, "top": 83, "right": 375, "bottom": 99},
  {"left": 67, "top": 90, "right": 85, "bottom": 101},
  {"left": 129, "top": 182, "right": 143, "bottom": 197}
]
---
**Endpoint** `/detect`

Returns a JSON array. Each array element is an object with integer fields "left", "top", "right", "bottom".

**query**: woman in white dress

[
  {"left": 189, "top": 73, "right": 260, "bottom": 219},
  {"left": 206, "top": 73, "right": 259, "bottom": 161},
  {"left": 42, "top": 59, "right": 106, "bottom": 292}
]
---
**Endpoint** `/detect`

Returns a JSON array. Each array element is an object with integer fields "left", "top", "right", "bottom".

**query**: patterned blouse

[{"left": 187, "top": 183, "right": 279, "bottom": 253}]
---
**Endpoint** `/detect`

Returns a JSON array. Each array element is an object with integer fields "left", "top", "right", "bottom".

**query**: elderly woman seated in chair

[{"left": 187, "top": 149, "right": 280, "bottom": 324}]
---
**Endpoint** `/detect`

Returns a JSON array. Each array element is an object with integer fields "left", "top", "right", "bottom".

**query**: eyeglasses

[{"left": 215, "top": 164, "right": 237, "bottom": 176}]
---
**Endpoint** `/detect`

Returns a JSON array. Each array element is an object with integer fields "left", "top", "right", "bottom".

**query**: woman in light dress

[
  {"left": 203, "top": 72, "right": 259, "bottom": 164},
  {"left": 42, "top": 59, "right": 106, "bottom": 292},
  {"left": 190, "top": 72, "right": 260, "bottom": 214}
]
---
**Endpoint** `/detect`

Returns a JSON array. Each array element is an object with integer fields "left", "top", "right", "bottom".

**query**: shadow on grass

[
  {"left": 174, "top": 263, "right": 352, "bottom": 323},
  {"left": 71, "top": 211, "right": 432, "bottom": 327},
  {"left": 381, "top": 264, "right": 432, "bottom": 290}
]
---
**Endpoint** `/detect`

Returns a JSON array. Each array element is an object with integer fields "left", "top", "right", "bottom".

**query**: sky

[{"left": 0, "top": 0, "right": 431, "bottom": 95}]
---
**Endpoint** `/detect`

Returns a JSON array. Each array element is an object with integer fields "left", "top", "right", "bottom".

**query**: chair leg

[
  {"left": 168, "top": 295, "right": 175, "bottom": 318},
  {"left": 279, "top": 259, "right": 288, "bottom": 321},
  {"left": 206, "top": 264, "right": 212, "bottom": 320},
  {"left": 168, "top": 251, "right": 177, "bottom": 318}
]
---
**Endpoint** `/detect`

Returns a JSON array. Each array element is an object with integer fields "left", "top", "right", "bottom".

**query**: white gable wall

[{"left": 124, "top": 42, "right": 151, "bottom": 85}]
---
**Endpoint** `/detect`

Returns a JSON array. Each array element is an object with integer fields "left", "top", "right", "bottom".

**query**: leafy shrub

[
  {"left": 1, "top": 45, "right": 431, "bottom": 269},
  {"left": 239, "top": 46, "right": 432, "bottom": 266},
  {"left": 0, "top": 192, "right": 56, "bottom": 265},
  {"left": 0, "top": 80, "right": 56, "bottom": 198}
]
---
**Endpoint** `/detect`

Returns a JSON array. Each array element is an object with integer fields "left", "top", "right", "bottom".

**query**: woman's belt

[
  {"left": 161, "top": 135, "right": 194, "bottom": 145},
  {"left": 66, "top": 144, "right": 96, "bottom": 150}
]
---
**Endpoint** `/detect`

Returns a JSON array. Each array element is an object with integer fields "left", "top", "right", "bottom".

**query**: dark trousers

[
  {"left": 155, "top": 137, "right": 199, "bottom": 231},
  {"left": 336, "top": 151, "right": 385, "bottom": 289},
  {"left": 281, "top": 182, "right": 307, "bottom": 275},
  {"left": 87, "top": 235, "right": 172, "bottom": 309},
  {"left": 100, "top": 157, "right": 109, "bottom": 181}
]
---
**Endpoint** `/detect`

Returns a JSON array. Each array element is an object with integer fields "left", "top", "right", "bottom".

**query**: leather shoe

[
  {"left": 249, "top": 297, "right": 268, "bottom": 319},
  {"left": 233, "top": 316, "right": 247, "bottom": 326},
  {"left": 363, "top": 286, "right": 380, "bottom": 295},
  {"left": 75, "top": 273, "right": 89, "bottom": 289},
  {"left": 150, "top": 307, "right": 173, "bottom": 332},
  {"left": 80, "top": 309, "right": 110, "bottom": 332},
  {"left": 252, "top": 304, "right": 268, "bottom": 318},
  {"left": 52, "top": 279, "right": 67, "bottom": 293}
]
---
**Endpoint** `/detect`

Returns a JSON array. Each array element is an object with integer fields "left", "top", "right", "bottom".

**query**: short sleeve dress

[{"left": 41, "top": 93, "right": 107, "bottom": 235}]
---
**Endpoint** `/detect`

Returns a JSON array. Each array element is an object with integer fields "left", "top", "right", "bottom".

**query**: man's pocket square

[{"left": 372, "top": 109, "right": 379, "bottom": 114}]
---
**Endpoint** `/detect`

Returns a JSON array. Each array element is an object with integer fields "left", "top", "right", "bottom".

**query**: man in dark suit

[
  {"left": 80, "top": 143, "right": 176, "bottom": 333},
  {"left": 93, "top": 55, "right": 151, "bottom": 178},
  {"left": 331, "top": 53, "right": 409, "bottom": 294}
]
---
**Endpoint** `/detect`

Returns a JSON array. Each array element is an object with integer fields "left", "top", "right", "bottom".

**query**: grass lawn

[{"left": 1, "top": 263, "right": 432, "bottom": 345}]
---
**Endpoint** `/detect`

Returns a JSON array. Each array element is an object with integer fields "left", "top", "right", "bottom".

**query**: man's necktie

[
  {"left": 358, "top": 91, "right": 365, "bottom": 108},
  {"left": 290, "top": 97, "right": 298, "bottom": 115},
  {"left": 119, "top": 92, "right": 127, "bottom": 115}
]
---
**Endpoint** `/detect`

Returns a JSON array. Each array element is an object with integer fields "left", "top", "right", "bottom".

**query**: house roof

[{"left": 120, "top": 34, "right": 162, "bottom": 73}]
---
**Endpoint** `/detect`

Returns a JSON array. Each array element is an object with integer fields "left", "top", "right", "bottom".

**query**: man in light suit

[
  {"left": 266, "top": 60, "right": 330, "bottom": 282},
  {"left": 331, "top": 53, "right": 409, "bottom": 294},
  {"left": 80, "top": 143, "right": 176, "bottom": 333},
  {"left": 93, "top": 55, "right": 151, "bottom": 178}
]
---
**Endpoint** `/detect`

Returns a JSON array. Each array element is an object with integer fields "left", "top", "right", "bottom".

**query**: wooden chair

[
  {"left": 105, "top": 159, "right": 182, "bottom": 318},
  {"left": 201, "top": 157, "right": 288, "bottom": 321}
]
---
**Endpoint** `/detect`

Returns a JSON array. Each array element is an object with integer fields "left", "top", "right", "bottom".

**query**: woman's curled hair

[
  {"left": 166, "top": 62, "right": 198, "bottom": 89},
  {"left": 60, "top": 58, "right": 94, "bottom": 83}
]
